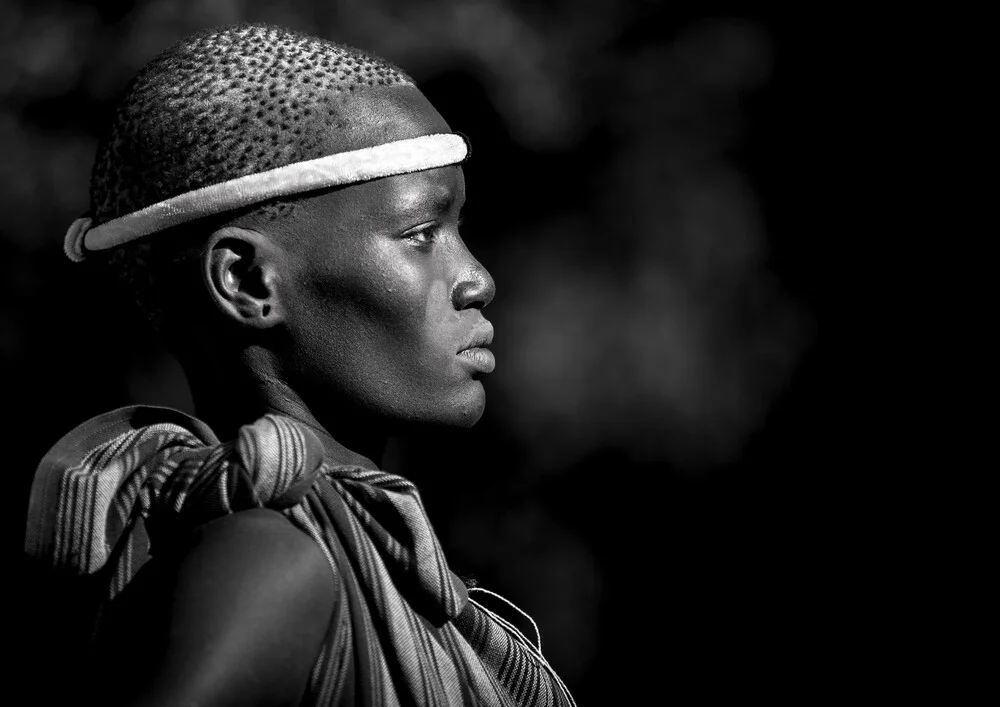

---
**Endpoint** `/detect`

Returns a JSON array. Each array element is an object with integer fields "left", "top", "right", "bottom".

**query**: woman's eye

[{"left": 406, "top": 225, "right": 439, "bottom": 245}]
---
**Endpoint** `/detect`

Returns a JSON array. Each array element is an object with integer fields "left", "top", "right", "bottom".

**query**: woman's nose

[{"left": 451, "top": 255, "right": 495, "bottom": 311}]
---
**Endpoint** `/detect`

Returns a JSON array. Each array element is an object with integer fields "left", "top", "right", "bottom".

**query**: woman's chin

[
  {"left": 384, "top": 381, "right": 486, "bottom": 431},
  {"left": 430, "top": 382, "right": 487, "bottom": 429},
  {"left": 448, "top": 383, "right": 486, "bottom": 428}
]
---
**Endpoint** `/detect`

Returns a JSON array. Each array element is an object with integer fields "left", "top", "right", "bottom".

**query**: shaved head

[{"left": 91, "top": 23, "right": 413, "bottom": 222}]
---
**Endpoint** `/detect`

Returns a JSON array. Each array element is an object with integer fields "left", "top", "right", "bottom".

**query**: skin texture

[{"left": 96, "top": 84, "right": 496, "bottom": 706}]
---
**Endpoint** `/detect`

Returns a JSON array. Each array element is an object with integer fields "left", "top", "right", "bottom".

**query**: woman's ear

[{"left": 204, "top": 227, "right": 287, "bottom": 329}]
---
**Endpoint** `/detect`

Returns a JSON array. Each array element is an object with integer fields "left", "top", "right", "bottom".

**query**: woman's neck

[{"left": 184, "top": 348, "right": 386, "bottom": 469}]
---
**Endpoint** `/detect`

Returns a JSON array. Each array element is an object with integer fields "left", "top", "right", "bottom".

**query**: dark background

[{"left": 3, "top": 1, "right": 822, "bottom": 702}]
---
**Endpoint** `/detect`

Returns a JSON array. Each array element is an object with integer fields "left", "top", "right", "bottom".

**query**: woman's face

[{"left": 275, "top": 86, "right": 496, "bottom": 429}]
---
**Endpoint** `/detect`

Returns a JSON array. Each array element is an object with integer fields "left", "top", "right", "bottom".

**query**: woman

[{"left": 25, "top": 23, "right": 575, "bottom": 706}]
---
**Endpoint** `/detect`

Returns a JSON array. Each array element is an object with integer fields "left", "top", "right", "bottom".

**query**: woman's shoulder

[
  {"left": 184, "top": 507, "right": 329, "bottom": 562},
  {"left": 95, "top": 508, "right": 339, "bottom": 706},
  {"left": 178, "top": 507, "right": 336, "bottom": 594}
]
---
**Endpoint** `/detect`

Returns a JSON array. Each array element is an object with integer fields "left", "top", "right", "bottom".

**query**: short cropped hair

[{"left": 92, "top": 23, "right": 413, "bottom": 336}]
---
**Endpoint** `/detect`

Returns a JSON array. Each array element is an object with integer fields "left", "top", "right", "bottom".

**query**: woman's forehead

[
  {"left": 387, "top": 166, "right": 466, "bottom": 216},
  {"left": 303, "top": 164, "right": 465, "bottom": 231}
]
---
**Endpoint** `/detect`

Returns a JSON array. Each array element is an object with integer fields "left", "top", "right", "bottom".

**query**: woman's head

[{"left": 93, "top": 23, "right": 495, "bottom": 430}]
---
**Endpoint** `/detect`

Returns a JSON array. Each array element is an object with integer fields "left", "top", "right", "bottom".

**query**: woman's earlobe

[{"left": 205, "top": 228, "right": 284, "bottom": 329}]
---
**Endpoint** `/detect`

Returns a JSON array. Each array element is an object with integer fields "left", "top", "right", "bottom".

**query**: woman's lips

[
  {"left": 457, "top": 321, "right": 495, "bottom": 373},
  {"left": 457, "top": 347, "right": 495, "bottom": 373}
]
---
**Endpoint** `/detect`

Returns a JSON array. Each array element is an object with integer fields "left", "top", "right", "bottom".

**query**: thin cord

[
  {"left": 468, "top": 587, "right": 578, "bottom": 707},
  {"left": 469, "top": 586, "right": 543, "bottom": 653}
]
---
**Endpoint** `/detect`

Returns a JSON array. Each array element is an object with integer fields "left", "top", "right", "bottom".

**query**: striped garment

[{"left": 24, "top": 405, "right": 575, "bottom": 706}]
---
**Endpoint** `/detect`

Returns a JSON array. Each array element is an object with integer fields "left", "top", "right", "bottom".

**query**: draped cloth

[{"left": 25, "top": 406, "right": 574, "bottom": 706}]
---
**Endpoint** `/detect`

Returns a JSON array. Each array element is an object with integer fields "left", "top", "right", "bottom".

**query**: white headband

[{"left": 65, "top": 132, "right": 470, "bottom": 262}]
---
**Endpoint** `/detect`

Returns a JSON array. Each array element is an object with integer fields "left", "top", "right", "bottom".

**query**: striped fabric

[{"left": 24, "top": 406, "right": 575, "bottom": 707}]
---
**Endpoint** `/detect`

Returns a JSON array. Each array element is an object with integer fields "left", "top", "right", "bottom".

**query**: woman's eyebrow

[
  {"left": 426, "top": 189, "right": 460, "bottom": 215},
  {"left": 394, "top": 186, "right": 461, "bottom": 221}
]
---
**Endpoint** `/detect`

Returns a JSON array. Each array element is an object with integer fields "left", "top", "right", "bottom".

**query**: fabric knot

[
  {"left": 146, "top": 415, "right": 326, "bottom": 548},
  {"left": 236, "top": 414, "right": 327, "bottom": 509}
]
